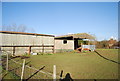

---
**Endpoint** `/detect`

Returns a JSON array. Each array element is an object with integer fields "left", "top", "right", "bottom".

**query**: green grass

[
  {"left": 1, "top": 56, "right": 20, "bottom": 80},
  {"left": 7, "top": 49, "right": 119, "bottom": 79},
  {"left": 1, "top": 67, "right": 20, "bottom": 80},
  {"left": 96, "top": 49, "right": 118, "bottom": 62}
]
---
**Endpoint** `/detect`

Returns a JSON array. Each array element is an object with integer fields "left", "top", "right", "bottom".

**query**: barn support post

[
  {"left": 88, "top": 40, "right": 90, "bottom": 45},
  {"left": 53, "top": 46, "right": 55, "bottom": 53},
  {"left": 13, "top": 47, "right": 15, "bottom": 56},
  {"left": 28, "top": 46, "right": 31, "bottom": 55},
  {"left": 81, "top": 42, "right": 83, "bottom": 46},
  {"left": 81, "top": 42, "right": 83, "bottom": 52},
  {"left": 42, "top": 44, "right": 44, "bottom": 53}
]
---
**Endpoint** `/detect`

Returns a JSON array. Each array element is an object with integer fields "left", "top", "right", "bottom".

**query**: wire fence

[{"left": 1, "top": 51, "right": 60, "bottom": 80}]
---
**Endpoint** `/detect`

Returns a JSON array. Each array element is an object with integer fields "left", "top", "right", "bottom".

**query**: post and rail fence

[{"left": 1, "top": 51, "right": 60, "bottom": 81}]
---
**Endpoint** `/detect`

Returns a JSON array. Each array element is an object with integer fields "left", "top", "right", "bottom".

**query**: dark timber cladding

[{"left": 0, "top": 31, "right": 55, "bottom": 55}]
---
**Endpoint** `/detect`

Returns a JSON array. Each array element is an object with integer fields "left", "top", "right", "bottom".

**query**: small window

[{"left": 63, "top": 40, "right": 67, "bottom": 44}]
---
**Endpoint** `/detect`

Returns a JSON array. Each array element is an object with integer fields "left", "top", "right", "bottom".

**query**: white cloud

[
  {"left": 67, "top": 33, "right": 74, "bottom": 35},
  {"left": 110, "top": 36, "right": 118, "bottom": 40}
]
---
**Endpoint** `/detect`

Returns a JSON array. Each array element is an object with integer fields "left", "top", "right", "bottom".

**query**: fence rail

[{"left": 1, "top": 51, "right": 60, "bottom": 80}]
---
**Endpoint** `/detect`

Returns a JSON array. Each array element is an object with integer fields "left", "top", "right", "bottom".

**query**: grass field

[
  {"left": 0, "top": 66, "right": 20, "bottom": 80},
  {"left": 5, "top": 49, "right": 119, "bottom": 79}
]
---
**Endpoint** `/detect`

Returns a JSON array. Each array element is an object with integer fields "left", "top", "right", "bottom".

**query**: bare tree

[
  {"left": 2, "top": 24, "right": 35, "bottom": 33},
  {"left": 17, "top": 24, "right": 27, "bottom": 32}
]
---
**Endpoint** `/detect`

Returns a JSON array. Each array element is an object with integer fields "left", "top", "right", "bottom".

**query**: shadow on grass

[
  {"left": 26, "top": 66, "right": 45, "bottom": 81},
  {"left": 94, "top": 51, "right": 120, "bottom": 64},
  {"left": 2, "top": 72, "right": 8, "bottom": 80}
]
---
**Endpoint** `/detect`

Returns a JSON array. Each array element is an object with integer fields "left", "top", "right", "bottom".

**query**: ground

[
  {"left": 2, "top": 49, "right": 119, "bottom": 79},
  {"left": 0, "top": 66, "right": 20, "bottom": 80}
]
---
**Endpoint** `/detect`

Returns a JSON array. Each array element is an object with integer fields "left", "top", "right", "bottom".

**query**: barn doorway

[
  {"left": 74, "top": 38, "right": 79, "bottom": 50},
  {"left": 74, "top": 38, "right": 83, "bottom": 50}
]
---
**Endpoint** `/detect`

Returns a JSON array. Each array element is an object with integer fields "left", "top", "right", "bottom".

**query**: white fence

[{"left": 82, "top": 45, "right": 95, "bottom": 51}]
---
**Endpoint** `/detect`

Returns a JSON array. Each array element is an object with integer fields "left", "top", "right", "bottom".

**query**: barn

[
  {"left": 0, "top": 31, "right": 55, "bottom": 56},
  {"left": 0, "top": 31, "right": 96, "bottom": 55},
  {"left": 55, "top": 33, "right": 96, "bottom": 52}
]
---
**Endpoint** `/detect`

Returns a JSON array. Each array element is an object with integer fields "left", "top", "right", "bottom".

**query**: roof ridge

[{"left": 0, "top": 31, "right": 54, "bottom": 37}]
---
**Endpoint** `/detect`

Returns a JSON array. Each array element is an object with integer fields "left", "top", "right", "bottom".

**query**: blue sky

[{"left": 2, "top": 2, "right": 118, "bottom": 41}]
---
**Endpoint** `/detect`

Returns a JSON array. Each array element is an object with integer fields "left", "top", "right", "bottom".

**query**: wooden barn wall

[
  {"left": 1, "top": 33, "right": 54, "bottom": 46},
  {"left": 55, "top": 40, "right": 74, "bottom": 52},
  {"left": 0, "top": 33, "right": 54, "bottom": 55}
]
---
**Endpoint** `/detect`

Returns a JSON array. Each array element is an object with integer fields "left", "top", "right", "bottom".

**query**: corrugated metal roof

[
  {"left": 0, "top": 31, "right": 54, "bottom": 37},
  {"left": 55, "top": 33, "right": 95, "bottom": 39}
]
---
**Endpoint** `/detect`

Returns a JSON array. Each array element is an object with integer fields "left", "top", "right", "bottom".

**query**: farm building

[
  {"left": 55, "top": 33, "right": 96, "bottom": 52},
  {"left": 0, "top": 31, "right": 54, "bottom": 56},
  {"left": 0, "top": 31, "right": 96, "bottom": 55}
]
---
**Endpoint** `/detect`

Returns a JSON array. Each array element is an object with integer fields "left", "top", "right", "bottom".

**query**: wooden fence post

[
  {"left": 6, "top": 53, "right": 8, "bottom": 72},
  {"left": 21, "top": 59, "right": 25, "bottom": 81},
  {"left": 53, "top": 65, "right": 56, "bottom": 81}
]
